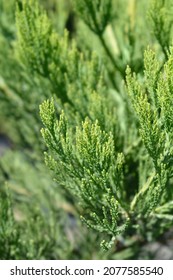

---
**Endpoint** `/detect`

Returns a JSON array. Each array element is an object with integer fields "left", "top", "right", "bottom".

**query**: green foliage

[
  {"left": 74, "top": 0, "right": 113, "bottom": 35},
  {"left": 0, "top": 186, "right": 69, "bottom": 259},
  {"left": 0, "top": 0, "right": 16, "bottom": 40},
  {"left": 0, "top": 0, "right": 173, "bottom": 260},
  {"left": 126, "top": 47, "right": 173, "bottom": 217},
  {"left": 149, "top": 0, "right": 173, "bottom": 58},
  {"left": 16, "top": 0, "right": 53, "bottom": 77},
  {"left": 40, "top": 100, "right": 128, "bottom": 247}
]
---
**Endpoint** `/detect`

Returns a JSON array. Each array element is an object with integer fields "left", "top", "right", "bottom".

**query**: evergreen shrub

[{"left": 0, "top": 0, "right": 173, "bottom": 259}]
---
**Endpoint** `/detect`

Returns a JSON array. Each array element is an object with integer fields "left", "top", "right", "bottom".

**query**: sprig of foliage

[
  {"left": 40, "top": 99, "right": 129, "bottom": 248},
  {"left": 126, "top": 47, "right": 173, "bottom": 216},
  {"left": 1, "top": 0, "right": 173, "bottom": 259},
  {"left": 149, "top": 0, "right": 173, "bottom": 58},
  {"left": 73, "top": 0, "right": 113, "bottom": 35}
]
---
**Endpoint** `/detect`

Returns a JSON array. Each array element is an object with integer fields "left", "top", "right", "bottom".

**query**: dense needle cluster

[{"left": 0, "top": 0, "right": 173, "bottom": 259}]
